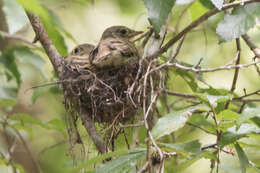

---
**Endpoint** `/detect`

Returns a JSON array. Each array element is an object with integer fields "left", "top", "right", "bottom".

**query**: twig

[
  {"left": 187, "top": 122, "right": 215, "bottom": 135},
  {"left": 0, "top": 30, "right": 41, "bottom": 49},
  {"left": 242, "top": 34, "right": 260, "bottom": 58},
  {"left": 225, "top": 39, "right": 241, "bottom": 108},
  {"left": 148, "top": 0, "right": 260, "bottom": 59},
  {"left": 167, "top": 58, "right": 260, "bottom": 73},
  {"left": 137, "top": 161, "right": 150, "bottom": 173},
  {"left": 26, "top": 12, "right": 64, "bottom": 77}
]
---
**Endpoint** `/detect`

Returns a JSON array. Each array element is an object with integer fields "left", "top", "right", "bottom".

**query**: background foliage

[{"left": 0, "top": 0, "right": 260, "bottom": 172}]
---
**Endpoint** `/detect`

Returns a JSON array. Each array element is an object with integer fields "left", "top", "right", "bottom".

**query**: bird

[
  {"left": 90, "top": 26, "right": 143, "bottom": 68},
  {"left": 65, "top": 43, "right": 95, "bottom": 70}
]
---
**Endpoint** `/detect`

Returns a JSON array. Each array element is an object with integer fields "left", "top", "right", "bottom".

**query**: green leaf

[
  {"left": 216, "top": 3, "right": 260, "bottom": 42},
  {"left": 189, "top": 0, "right": 209, "bottom": 21},
  {"left": 0, "top": 50, "right": 21, "bottom": 86},
  {"left": 73, "top": 149, "right": 130, "bottom": 171},
  {"left": 188, "top": 113, "right": 216, "bottom": 134},
  {"left": 234, "top": 142, "right": 249, "bottom": 173},
  {"left": 217, "top": 110, "right": 240, "bottom": 121},
  {"left": 237, "top": 107, "right": 260, "bottom": 126},
  {"left": 173, "top": 155, "right": 201, "bottom": 172},
  {"left": 210, "top": 0, "right": 223, "bottom": 10},
  {"left": 0, "top": 87, "right": 17, "bottom": 107},
  {"left": 47, "top": 119, "right": 66, "bottom": 137},
  {"left": 152, "top": 106, "right": 206, "bottom": 140},
  {"left": 30, "top": 85, "right": 60, "bottom": 105},
  {"left": 13, "top": 46, "right": 47, "bottom": 79},
  {"left": 229, "top": 123, "right": 260, "bottom": 134},
  {"left": 199, "top": 0, "right": 215, "bottom": 9},
  {"left": 195, "top": 94, "right": 231, "bottom": 108},
  {"left": 16, "top": 0, "right": 68, "bottom": 55},
  {"left": 160, "top": 140, "right": 201, "bottom": 154},
  {"left": 219, "top": 131, "right": 246, "bottom": 148},
  {"left": 94, "top": 149, "right": 146, "bottom": 173},
  {"left": 3, "top": 0, "right": 29, "bottom": 34},
  {"left": 9, "top": 113, "right": 49, "bottom": 129},
  {"left": 143, "top": 0, "right": 175, "bottom": 34},
  {"left": 175, "top": 68, "right": 198, "bottom": 92}
]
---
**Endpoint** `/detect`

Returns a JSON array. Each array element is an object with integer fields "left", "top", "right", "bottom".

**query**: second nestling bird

[
  {"left": 90, "top": 26, "right": 143, "bottom": 68},
  {"left": 65, "top": 43, "right": 95, "bottom": 70}
]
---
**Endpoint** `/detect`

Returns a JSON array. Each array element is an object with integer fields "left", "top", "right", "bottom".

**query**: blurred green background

[{"left": 0, "top": 0, "right": 260, "bottom": 173}]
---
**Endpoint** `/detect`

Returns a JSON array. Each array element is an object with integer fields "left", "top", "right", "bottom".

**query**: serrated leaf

[
  {"left": 16, "top": 0, "right": 68, "bottom": 55},
  {"left": 143, "top": 0, "right": 175, "bottom": 34},
  {"left": 216, "top": 4, "right": 260, "bottom": 42},
  {"left": 210, "top": 0, "right": 223, "bottom": 10},
  {"left": 94, "top": 149, "right": 146, "bottom": 173},
  {"left": 13, "top": 46, "right": 47, "bottom": 79},
  {"left": 3, "top": 0, "right": 29, "bottom": 34},
  {"left": 237, "top": 107, "right": 260, "bottom": 125},
  {"left": 234, "top": 142, "right": 249, "bottom": 173},
  {"left": 152, "top": 106, "right": 205, "bottom": 140},
  {"left": 160, "top": 140, "right": 201, "bottom": 154}
]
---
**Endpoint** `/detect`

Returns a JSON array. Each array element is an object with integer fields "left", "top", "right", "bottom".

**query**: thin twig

[
  {"left": 0, "top": 30, "right": 41, "bottom": 49},
  {"left": 242, "top": 34, "right": 260, "bottom": 58},
  {"left": 148, "top": 0, "right": 260, "bottom": 59},
  {"left": 225, "top": 38, "right": 241, "bottom": 108}
]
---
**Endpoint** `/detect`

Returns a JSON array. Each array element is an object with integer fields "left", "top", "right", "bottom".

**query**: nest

[{"left": 61, "top": 60, "right": 149, "bottom": 124}]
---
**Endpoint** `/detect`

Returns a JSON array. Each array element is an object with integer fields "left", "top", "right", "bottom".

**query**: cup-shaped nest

[{"left": 61, "top": 60, "right": 148, "bottom": 124}]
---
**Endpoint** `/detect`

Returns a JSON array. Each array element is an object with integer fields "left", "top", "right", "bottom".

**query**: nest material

[{"left": 61, "top": 60, "right": 148, "bottom": 124}]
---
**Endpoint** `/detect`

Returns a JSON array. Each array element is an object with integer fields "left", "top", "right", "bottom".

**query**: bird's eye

[
  {"left": 120, "top": 29, "right": 127, "bottom": 35},
  {"left": 73, "top": 47, "right": 81, "bottom": 54}
]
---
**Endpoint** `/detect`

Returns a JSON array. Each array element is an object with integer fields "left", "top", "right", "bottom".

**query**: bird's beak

[{"left": 129, "top": 30, "right": 143, "bottom": 38}]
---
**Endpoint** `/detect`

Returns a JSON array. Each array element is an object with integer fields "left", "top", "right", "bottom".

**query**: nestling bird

[
  {"left": 90, "top": 26, "right": 143, "bottom": 68},
  {"left": 65, "top": 43, "right": 95, "bottom": 70}
]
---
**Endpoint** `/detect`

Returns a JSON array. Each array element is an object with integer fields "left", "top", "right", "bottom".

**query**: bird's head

[
  {"left": 101, "top": 26, "right": 143, "bottom": 40},
  {"left": 70, "top": 43, "right": 95, "bottom": 56}
]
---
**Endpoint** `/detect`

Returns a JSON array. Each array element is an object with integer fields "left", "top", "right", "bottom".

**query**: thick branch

[
  {"left": 149, "top": 0, "right": 260, "bottom": 59},
  {"left": 26, "top": 13, "right": 64, "bottom": 77},
  {"left": 80, "top": 112, "right": 107, "bottom": 154},
  {"left": 26, "top": 12, "right": 107, "bottom": 154}
]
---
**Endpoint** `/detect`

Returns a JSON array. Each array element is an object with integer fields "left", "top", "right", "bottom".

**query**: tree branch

[
  {"left": 0, "top": 30, "right": 41, "bottom": 49},
  {"left": 26, "top": 12, "right": 107, "bottom": 154},
  {"left": 80, "top": 112, "right": 107, "bottom": 153},
  {"left": 148, "top": 0, "right": 260, "bottom": 59},
  {"left": 26, "top": 12, "right": 64, "bottom": 77}
]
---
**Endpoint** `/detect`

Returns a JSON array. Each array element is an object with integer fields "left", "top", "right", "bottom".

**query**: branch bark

[
  {"left": 26, "top": 12, "right": 64, "bottom": 77},
  {"left": 26, "top": 12, "right": 107, "bottom": 154}
]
